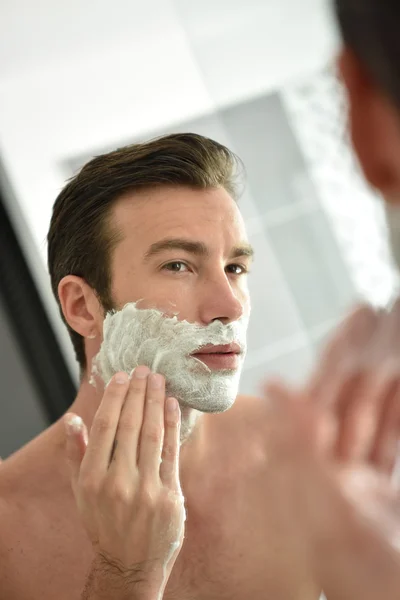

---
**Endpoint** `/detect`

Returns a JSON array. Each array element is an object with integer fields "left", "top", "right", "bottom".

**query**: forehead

[{"left": 112, "top": 186, "right": 248, "bottom": 250}]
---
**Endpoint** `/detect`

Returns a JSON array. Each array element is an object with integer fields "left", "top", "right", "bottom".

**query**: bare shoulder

[
  {"left": 235, "top": 393, "right": 266, "bottom": 410},
  {"left": 0, "top": 492, "right": 16, "bottom": 549},
  {"left": 0, "top": 440, "right": 56, "bottom": 598},
  {"left": 210, "top": 393, "right": 270, "bottom": 451},
  {"left": 0, "top": 476, "right": 23, "bottom": 597},
  {"left": 0, "top": 459, "right": 20, "bottom": 534},
  {"left": 232, "top": 393, "right": 268, "bottom": 424}
]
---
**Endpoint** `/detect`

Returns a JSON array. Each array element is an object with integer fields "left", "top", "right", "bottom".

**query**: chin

[
  {"left": 167, "top": 372, "right": 241, "bottom": 415},
  {"left": 175, "top": 381, "right": 239, "bottom": 414},
  {"left": 179, "top": 397, "right": 237, "bottom": 414}
]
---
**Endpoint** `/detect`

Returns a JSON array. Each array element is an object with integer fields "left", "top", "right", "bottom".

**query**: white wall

[{"left": 0, "top": 0, "right": 338, "bottom": 377}]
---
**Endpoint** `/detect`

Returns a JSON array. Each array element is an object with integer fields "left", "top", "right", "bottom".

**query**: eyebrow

[{"left": 143, "top": 237, "right": 254, "bottom": 261}]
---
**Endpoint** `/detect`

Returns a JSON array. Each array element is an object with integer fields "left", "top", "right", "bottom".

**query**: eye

[
  {"left": 226, "top": 264, "right": 248, "bottom": 275},
  {"left": 162, "top": 261, "right": 189, "bottom": 273}
]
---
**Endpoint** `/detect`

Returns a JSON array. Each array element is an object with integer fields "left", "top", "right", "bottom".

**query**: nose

[{"left": 197, "top": 273, "right": 246, "bottom": 325}]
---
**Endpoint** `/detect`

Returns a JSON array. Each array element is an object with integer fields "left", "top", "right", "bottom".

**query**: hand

[
  {"left": 64, "top": 367, "right": 185, "bottom": 599},
  {"left": 306, "top": 301, "right": 400, "bottom": 473},
  {"left": 264, "top": 381, "right": 400, "bottom": 600}
]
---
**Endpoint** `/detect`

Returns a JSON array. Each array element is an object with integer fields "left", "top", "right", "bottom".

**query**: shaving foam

[{"left": 92, "top": 302, "right": 248, "bottom": 413}]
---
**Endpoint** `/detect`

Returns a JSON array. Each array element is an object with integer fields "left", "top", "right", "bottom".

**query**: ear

[
  {"left": 338, "top": 48, "right": 400, "bottom": 198},
  {"left": 58, "top": 276, "right": 103, "bottom": 339}
]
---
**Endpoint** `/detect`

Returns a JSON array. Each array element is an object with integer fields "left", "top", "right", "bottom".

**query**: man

[
  {"left": 0, "top": 134, "right": 324, "bottom": 599},
  {"left": 262, "top": 1, "right": 400, "bottom": 597},
  {"left": 259, "top": 379, "right": 400, "bottom": 600},
  {"left": 64, "top": 0, "right": 400, "bottom": 596}
]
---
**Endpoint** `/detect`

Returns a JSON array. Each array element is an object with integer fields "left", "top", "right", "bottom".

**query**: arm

[{"left": 81, "top": 554, "right": 164, "bottom": 600}]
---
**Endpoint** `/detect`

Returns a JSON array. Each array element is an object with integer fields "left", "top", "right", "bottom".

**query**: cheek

[
  {"left": 111, "top": 262, "right": 201, "bottom": 317},
  {"left": 110, "top": 264, "right": 161, "bottom": 307},
  {"left": 113, "top": 282, "right": 189, "bottom": 317}
]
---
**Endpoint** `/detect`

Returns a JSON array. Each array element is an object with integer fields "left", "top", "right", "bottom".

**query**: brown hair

[
  {"left": 335, "top": 0, "right": 400, "bottom": 108},
  {"left": 47, "top": 133, "right": 243, "bottom": 373}
]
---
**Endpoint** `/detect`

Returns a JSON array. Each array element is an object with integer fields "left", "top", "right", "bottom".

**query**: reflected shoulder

[
  {"left": 226, "top": 393, "right": 270, "bottom": 432},
  {"left": 235, "top": 393, "right": 266, "bottom": 416}
]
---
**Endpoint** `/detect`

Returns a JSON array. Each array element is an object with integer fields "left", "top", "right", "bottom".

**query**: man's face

[
  {"left": 109, "top": 185, "right": 252, "bottom": 331},
  {"left": 94, "top": 185, "right": 252, "bottom": 412}
]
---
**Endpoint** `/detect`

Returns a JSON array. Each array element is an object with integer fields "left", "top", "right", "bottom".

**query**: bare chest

[
  {"left": 164, "top": 498, "right": 318, "bottom": 600},
  {"left": 9, "top": 489, "right": 318, "bottom": 600},
  {"left": 4, "top": 403, "right": 319, "bottom": 600}
]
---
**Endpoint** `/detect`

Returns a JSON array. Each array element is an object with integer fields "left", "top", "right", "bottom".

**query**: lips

[
  {"left": 192, "top": 343, "right": 241, "bottom": 355},
  {"left": 191, "top": 343, "right": 242, "bottom": 370}
]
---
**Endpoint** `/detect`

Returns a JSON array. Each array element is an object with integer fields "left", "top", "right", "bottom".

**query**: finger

[
  {"left": 138, "top": 373, "right": 166, "bottom": 476},
  {"left": 111, "top": 366, "right": 150, "bottom": 472},
  {"left": 315, "top": 412, "right": 339, "bottom": 457},
  {"left": 314, "top": 370, "right": 361, "bottom": 414},
  {"left": 370, "top": 382, "right": 400, "bottom": 474},
  {"left": 307, "top": 305, "right": 377, "bottom": 399},
  {"left": 391, "top": 448, "right": 400, "bottom": 491},
  {"left": 64, "top": 413, "right": 89, "bottom": 497},
  {"left": 336, "top": 375, "right": 396, "bottom": 463},
  {"left": 81, "top": 372, "right": 130, "bottom": 479},
  {"left": 160, "top": 397, "right": 181, "bottom": 489},
  {"left": 370, "top": 299, "right": 400, "bottom": 361}
]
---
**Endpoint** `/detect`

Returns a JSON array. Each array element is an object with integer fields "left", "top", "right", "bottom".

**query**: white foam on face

[{"left": 92, "top": 302, "right": 248, "bottom": 413}]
